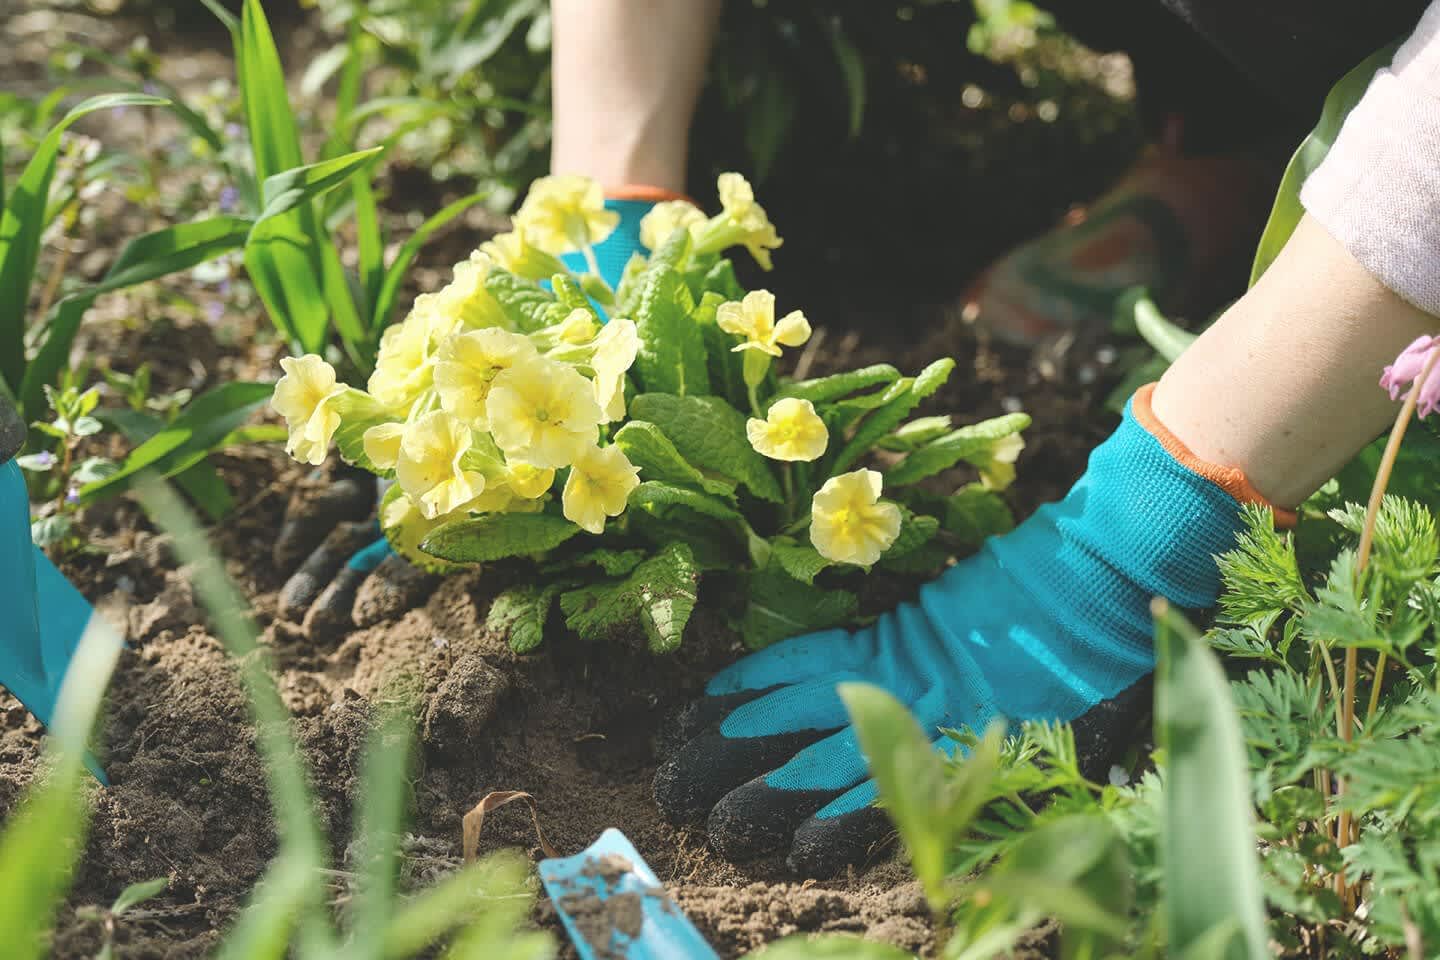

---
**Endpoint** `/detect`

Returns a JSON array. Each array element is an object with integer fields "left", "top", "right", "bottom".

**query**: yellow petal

[
  {"left": 809, "top": 469, "right": 901, "bottom": 565},
  {"left": 746, "top": 397, "right": 828, "bottom": 462},
  {"left": 362, "top": 422, "right": 405, "bottom": 470},
  {"left": 562, "top": 444, "right": 640, "bottom": 534},
  {"left": 772, "top": 310, "right": 811, "bottom": 348}
]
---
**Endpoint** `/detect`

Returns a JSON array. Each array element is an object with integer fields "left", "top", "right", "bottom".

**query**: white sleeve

[{"left": 1300, "top": 1, "right": 1440, "bottom": 315}]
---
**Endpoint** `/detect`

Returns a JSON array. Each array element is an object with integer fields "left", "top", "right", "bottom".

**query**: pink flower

[{"left": 1380, "top": 335, "right": 1440, "bottom": 417}]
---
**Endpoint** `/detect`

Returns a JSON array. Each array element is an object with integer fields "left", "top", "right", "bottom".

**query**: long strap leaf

[{"left": 0, "top": 92, "right": 166, "bottom": 394}]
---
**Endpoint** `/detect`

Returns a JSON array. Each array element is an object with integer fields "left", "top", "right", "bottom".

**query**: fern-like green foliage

[{"left": 849, "top": 495, "right": 1440, "bottom": 957}]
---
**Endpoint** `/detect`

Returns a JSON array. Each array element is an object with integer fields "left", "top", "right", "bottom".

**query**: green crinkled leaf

[
  {"left": 883, "top": 507, "right": 939, "bottom": 559},
  {"left": 701, "top": 258, "right": 745, "bottom": 301},
  {"left": 629, "top": 508, "right": 740, "bottom": 570},
  {"left": 771, "top": 539, "right": 831, "bottom": 585},
  {"left": 421, "top": 511, "right": 579, "bottom": 563},
  {"left": 694, "top": 291, "right": 749, "bottom": 411},
  {"left": 776, "top": 364, "right": 901, "bottom": 407},
  {"left": 486, "top": 584, "right": 558, "bottom": 653},
  {"left": 830, "top": 358, "right": 956, "bottom": 475},
  {"left": 566, "top": 548, "right": 648, "bottom": 577},
  {"left": 559, "top": 543, "right": 699, "bottom": 652},
  {"left": 78, "top": 382, "right": 271, "bottom": 503},
  {"left": 629, "top": 481, "right": 744, "bottom": 526},
  {"left": 634, "top": 265, "right": 710, "bottom": 396},
  {"left": 879, "top": 539, "right": 951, "bottom": 575},
  {"left": 614, "top": 421, "right": 735, "bottom": 495},
  {"left": 629, "top": 393, "right": 783, "bottom": 502},
  {"left": 877, "top": 415, "right": 953, "bottom": 452},
  {"left": 887, "top": 412, "right": 1030, "bottom": 486},
  {"left": 742, "top": 564, "right": 857, "bottom": 650},
  {"left": 330, "top": 388, "right": 400, "bottom": 474},
  {"left": 942, "top": 485, "right": 1015, "bottom": 546},
  {"left": 484, "top": 269, "right": 552, "bottom": 333}
]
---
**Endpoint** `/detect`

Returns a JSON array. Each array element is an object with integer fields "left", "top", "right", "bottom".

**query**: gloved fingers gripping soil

[
  {"left": 274, "top": 466, "right": 438, "bottom": 638},
  {"left": 653, "top": 679, "right": 1152, "bottom": 878}
]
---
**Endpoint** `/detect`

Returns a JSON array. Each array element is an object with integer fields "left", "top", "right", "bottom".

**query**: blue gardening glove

[
  {"left": 1, "top": 398, "right": 116, "bottom": 782},
  {"left": 560, "top": 194, "right": 664, "bottom": 294},
  {"left": 275, "top": 471, "right": 437, "bottom": 638},
  {"left": 655, "top": 384, "right": 1288, "bottom": 876}
]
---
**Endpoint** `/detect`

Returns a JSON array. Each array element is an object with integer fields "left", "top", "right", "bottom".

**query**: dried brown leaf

[{"left": 462, "top": 790, "right": 560, "bottom": 862}]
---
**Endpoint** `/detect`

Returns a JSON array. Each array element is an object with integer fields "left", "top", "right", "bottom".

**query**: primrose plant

[{"left": 272, "top": 171, "right": 1028, "bottom": 652}]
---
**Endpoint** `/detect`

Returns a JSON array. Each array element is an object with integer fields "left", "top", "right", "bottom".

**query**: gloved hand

[
  {"left": 274, "top": 468, "right": 437, "bottom": 638},
  {"left": 654, "top": 384, "right": 1290, "bottom": 876},
  {"left": 1, "top": 395, "right": 118, "bottom": 782}
]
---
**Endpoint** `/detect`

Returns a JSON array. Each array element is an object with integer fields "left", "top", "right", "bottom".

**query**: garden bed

[
  {"left": 1, "top": 5, "right": 1134, "bottom": 956},
  {"left": 20, "top": 308, "right": 1105, "bottom": 958}
]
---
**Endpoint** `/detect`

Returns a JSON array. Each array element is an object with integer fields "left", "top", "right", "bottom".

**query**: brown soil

[{"left": 2, "top": 4, "right": 1140, "bottom": 957}]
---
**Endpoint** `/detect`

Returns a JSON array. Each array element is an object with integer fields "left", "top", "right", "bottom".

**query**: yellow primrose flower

[
  {"left": 362, "top": 422, "right": 405, "bottom": 470},
  {"left": 589, "top": 317, "right": 639, "bottom": 423},
  {"left": 747, "top": 398, "right": 828, "bottom": 462},
  {"left": 486, "top": 357, "right": 603, "bottom": 468},
  {"left": 368, "top": 313, "right": 437, "bottom": 410},
  {"left": 711, "top": 172, "right": 783, "bottom": 269},
  {"left": 513, "top": 175, "right": 619, "bottom": 255},
  {"left": 271, "top": 355, "right": 345, "bottom": 466},
  {"left": 639, "top": 199, "right": 705, "bottom": 251},
  {"left": 972, "top": 433, "right": 1025, "bottom": 491},
  {"left": 810, "top": 469, "right": 903, "bottom": 566},
  {"left": 395, "top": 411, "right": 488, "bottom": 520},
  {"left": 478, "top": 231, "right": 568, "bottom": 282},
  {"left": 562, "top": 444, "right": 641, "bottom": 534},
  {"left": 506, "top": 461, "right": 556, "bottom": 499},
  {"left": 716, "top": 290, "right": 810, "bottom": 357},
  {"left": 433, "top": 328, "right": 539, "bottom": 428},
  {"left": 554, "top": 308, "right": 600, "bottom": 345},
  {"left": 435, "top": 253, "right": 508, "bottom": 330}
]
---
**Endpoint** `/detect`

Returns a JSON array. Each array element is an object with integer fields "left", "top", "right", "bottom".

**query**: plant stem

[
  {"left": 1334, "top": 342, "right": 1440, "bottom": 905},
  {"left": 582, "top": 244, "right": 601, "bottom": 279},
  {"left": 1364, "top": 652, "right": 1388, "bottom": 727}
]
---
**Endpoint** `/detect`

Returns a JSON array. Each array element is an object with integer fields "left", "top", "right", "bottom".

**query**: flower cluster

[
  {"left": 271, "top": 174, "right": 655, "bottom": 541},
  {"left": 268, "top": 171, "right": 1020, "bottom": 638}
]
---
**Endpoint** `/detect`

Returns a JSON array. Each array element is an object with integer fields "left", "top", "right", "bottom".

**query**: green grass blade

[
  {"left": 320, "top": 241, "right": 369, "bottom": 366},
  {"left": 245, "top": 223, "right": 331, "bottom": 353},
  {"left": 1153, "top": 601, "right": 1268, "bottom": 960},
  {"left": 353, "top": 176, "right": 384, "bottom": 321},
  {"left": 1250, "top": 45, "right": 1394, "bottom": 286},
  {"left": 200, "top": 0, "right": 240, "bottom": 35},
  {"left": 79, "top": 382, "right": 272, "bottom": 503},
  {"left": 372, "top": 191, "right": 487, "bottom": 332},
  {"left": 240, "top": 0, "right": 303, "bottom": 182},
  {"left": 214, "top": 855, "right": 315, "bottom": 960},
  {"left": 840, "top": 682, "right": 1003, "bottom": 910},
  {"left": 381, "top": 851, "right": 534, "bottom": 960},
  {"left": 0, "top": 600, "right": 124, "bottom": 960},
  {"left": 110, "top": 878, "right": 168, "bottom": 915},
  {"left": 0, "top": 92, "right": 166, "bottom": 393},
  {"left": 347, "top": 700, "right": 415, "bottom": 959},
  {"left": 251, "top": 147, "right": 383, "bottom": 229},
  {"left": 321, "top": 20, "right": 367, "bottom": 161}
]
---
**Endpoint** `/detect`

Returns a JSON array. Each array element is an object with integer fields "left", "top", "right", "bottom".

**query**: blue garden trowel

[
  {"left": 540, "top": 828, "right": 720, "bottom": 960},
  {"left": 0, "top": 395, "right": 113, "bottom": 783}
]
